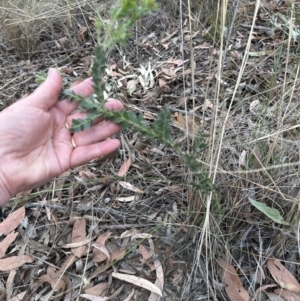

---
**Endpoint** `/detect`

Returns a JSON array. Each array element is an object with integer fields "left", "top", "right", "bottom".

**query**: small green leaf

[
  {"left": 249, "top": 198, "right": 289, "bottom": 225},
  {"left": 35, "top": 70, "right": 47, "bottom": 83}
]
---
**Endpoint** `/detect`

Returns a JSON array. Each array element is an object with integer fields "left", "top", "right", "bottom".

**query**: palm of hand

[{"left": 0, "top": 69, "right": 122, "bottom": 204}]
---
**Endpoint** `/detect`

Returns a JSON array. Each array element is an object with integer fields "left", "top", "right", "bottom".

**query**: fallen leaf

[
  {"left": 127, "top": 80, "right": 137, "bottom": 96},
  {"left": 71, "top": 218, "right": 87, "bottom": 258},
  {"left": 148, "top": 258, "right": 164, "bottom": 301},
  {"left": 219, "top": 259, "right": 250, "bottom": 301},
  {"left": 0, "top": 231, "right": 18, "bottom": 258},
  {"left": 249, "top": 198, "right": 288, "bottom": 225},
  {"left": 143, "top": 87, "right": 164, "bottom": 104},
  {"left": 61, "top": 237, "right": 91, "bottom": 249},
  {"left": 39, "top": 266, "right": 68, "bottom": 292},
  {"left": 110, "top": 247, "right": 126, "bottom": 263},
  {"left": 118, "top": 158, "right": 132, "bottom": 177},
  {"left": 176, "top": 96, "right": 189, "bottom": 106},
  {"left": 93, "top": 232, "right": 111, "bottom": 263},
  {"left": 274, "top": 288, "right": 300, "bottom": 301},
  {"left": 116, "top": 195, "right": 141, "bottom": 203},
  {"left": 119, "top": 181, "right": 144, "bottom": 194},
  {"left": 85, "top": 282, "right": 108, "bottom": 296},
  {"left": 131, "top": 233, "right": 152, "bottom": 240},
  {"left": 77, "top": 27, "right": 88, "bottom": 43},
  {"left": 172, "top": 112, "right": 199, "bottom": 135},
  {"left": 58, "top": 254, "right": 77, "bottom": 274},
  {"left": 0, "top": 255, "right": 34, "bottom": 271},
  {"left": 112, "top": 272, "right": 162, "bottom": 296},
  {"left": 80, "top": 294, "right": 107, "bottom": 301},
  {"left": 0, "top": 207, "right": 25, "bottom": 236},
  {"left": 139, "top": 245, "right": 152, "bottom": 262},
  {"left": 92, "top": 243, "right": 110, "bottom": 262},
  {"left": 165, "top": 247, "right": 174, "bottom": 269},
  {"left": 267, "top": 259, "right": 300, "bottom": 292},
  {"left": 249, "top": 99, "right": 260, "bottom": 111}
]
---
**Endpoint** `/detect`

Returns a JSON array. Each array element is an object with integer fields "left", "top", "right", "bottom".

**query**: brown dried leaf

[
  {"left": 0, "top": 231, "right": 18, "bottom": 258},
  {"left": 143, "top": 87, "right": 164, "bottom": 104},
  {"left": 58, "top": 255, "right": 77, "bottom": 274},
  {"left": 96, "top": 231, "right": 112, "bottom": 246},
  {"left": 92, "top": 243, "right": 110, "bottom": 262},
  {"left": 219, "top": 259, "right": 250, "bottom": 301},
  {"left": 110, "top": 247, "right": 126, "bottom": 263},
  {"left": 172, "top": 112, "right": 199, "bottom": 135},
  {"left": 0, "top": 207, "right": 25, "bottom": 236},
  {"left": 77, "top": 27, "right": 88, "bottom": 43},
  {"left": 112, "top": 272, "right": 162, "bottom": 296},
  {"left": 274, "top": 288, "right": 300, "bottom": 301},
  {"left": 165, "top": 247, "right": 174, "bottom": 270},
  {"left": 0, "top": 255, "right": 34, "bottom": 271},
  {"left": 267, "top": 259, "right": 300, "bottom": 293},
  {"left": 139, "top": 245, "right": 152, "bottom": 262},
  {"left": 176, "top": 96, "right": 189, "bottom": 107},
  {"left": 118, "top": 158, "right": 132, "bottom": 177},
  {"left": 39, "top": 266, "right": 68, "bottom": 292},
  {"left": 71, "top": 218, "right": 87, "bottom": 258},
  {"left": 84, "top": 282, "right": 108, "bottom": 296}
]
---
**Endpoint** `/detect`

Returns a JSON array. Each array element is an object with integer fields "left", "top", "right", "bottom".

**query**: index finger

[{"left": 55, "top": 78, "right": 94, "bottom": 116}]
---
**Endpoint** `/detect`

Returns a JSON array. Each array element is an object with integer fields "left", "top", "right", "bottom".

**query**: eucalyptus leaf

[{"left": 249, "top": 198, "right": 289, "bottom": 225}]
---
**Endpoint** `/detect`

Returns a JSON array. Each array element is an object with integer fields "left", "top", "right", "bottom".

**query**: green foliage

[
  {"left": 35, "top": 70, "right": 47, "bottom": 83},
  {"left": 249, "top": 198, "right": 288, "bottom": 225},
  {"left": 55, "top": 0, "right": 213, "bottom": 193}
]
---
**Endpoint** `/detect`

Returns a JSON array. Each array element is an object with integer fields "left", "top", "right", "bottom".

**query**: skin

[{"left": 0, "top": 68, "right": 123, "bottom": 206}]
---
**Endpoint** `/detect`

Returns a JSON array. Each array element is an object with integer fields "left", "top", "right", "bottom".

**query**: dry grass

[{"left": 0, "top": 0, "right": 98, "bottom": 57}]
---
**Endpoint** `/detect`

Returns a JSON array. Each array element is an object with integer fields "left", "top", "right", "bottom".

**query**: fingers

[
  {"left": 65, "top": 99, "right": 124, "bottom": 127},
  {"left": 24, "top": 68, "right": 63, "bottom": 111},
  {"left": 72, "top": 120, "right": 121, "bottom": 147},
  {"left": 70, "top": 139, "right": 120, "bottom": 168},
  {"left": 55, "top": 78, "right": 94, "bottom": 116}
]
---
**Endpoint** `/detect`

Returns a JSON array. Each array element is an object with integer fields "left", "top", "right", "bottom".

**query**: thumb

[{"left": 24, "top": 68, "right": 63, "bottom": 111}]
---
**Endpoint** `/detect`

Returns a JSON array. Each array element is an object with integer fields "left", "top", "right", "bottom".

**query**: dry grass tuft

[{"left": 0, "top": 0, "right": 89, "bottom": 57}]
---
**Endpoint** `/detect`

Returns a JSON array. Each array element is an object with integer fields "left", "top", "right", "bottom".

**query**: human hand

[{"left": 0, "top": 68, "right": 123, "bottom": 206}]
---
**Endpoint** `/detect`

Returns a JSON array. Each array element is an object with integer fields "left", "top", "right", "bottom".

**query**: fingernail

[{"left": 47, "top": 68, "right": 54, "bottom": 77}]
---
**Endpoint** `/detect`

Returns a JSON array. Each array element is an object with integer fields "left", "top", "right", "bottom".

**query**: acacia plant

[{"left": 60, "top": 0, "right": 213, "bottom": 193}]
